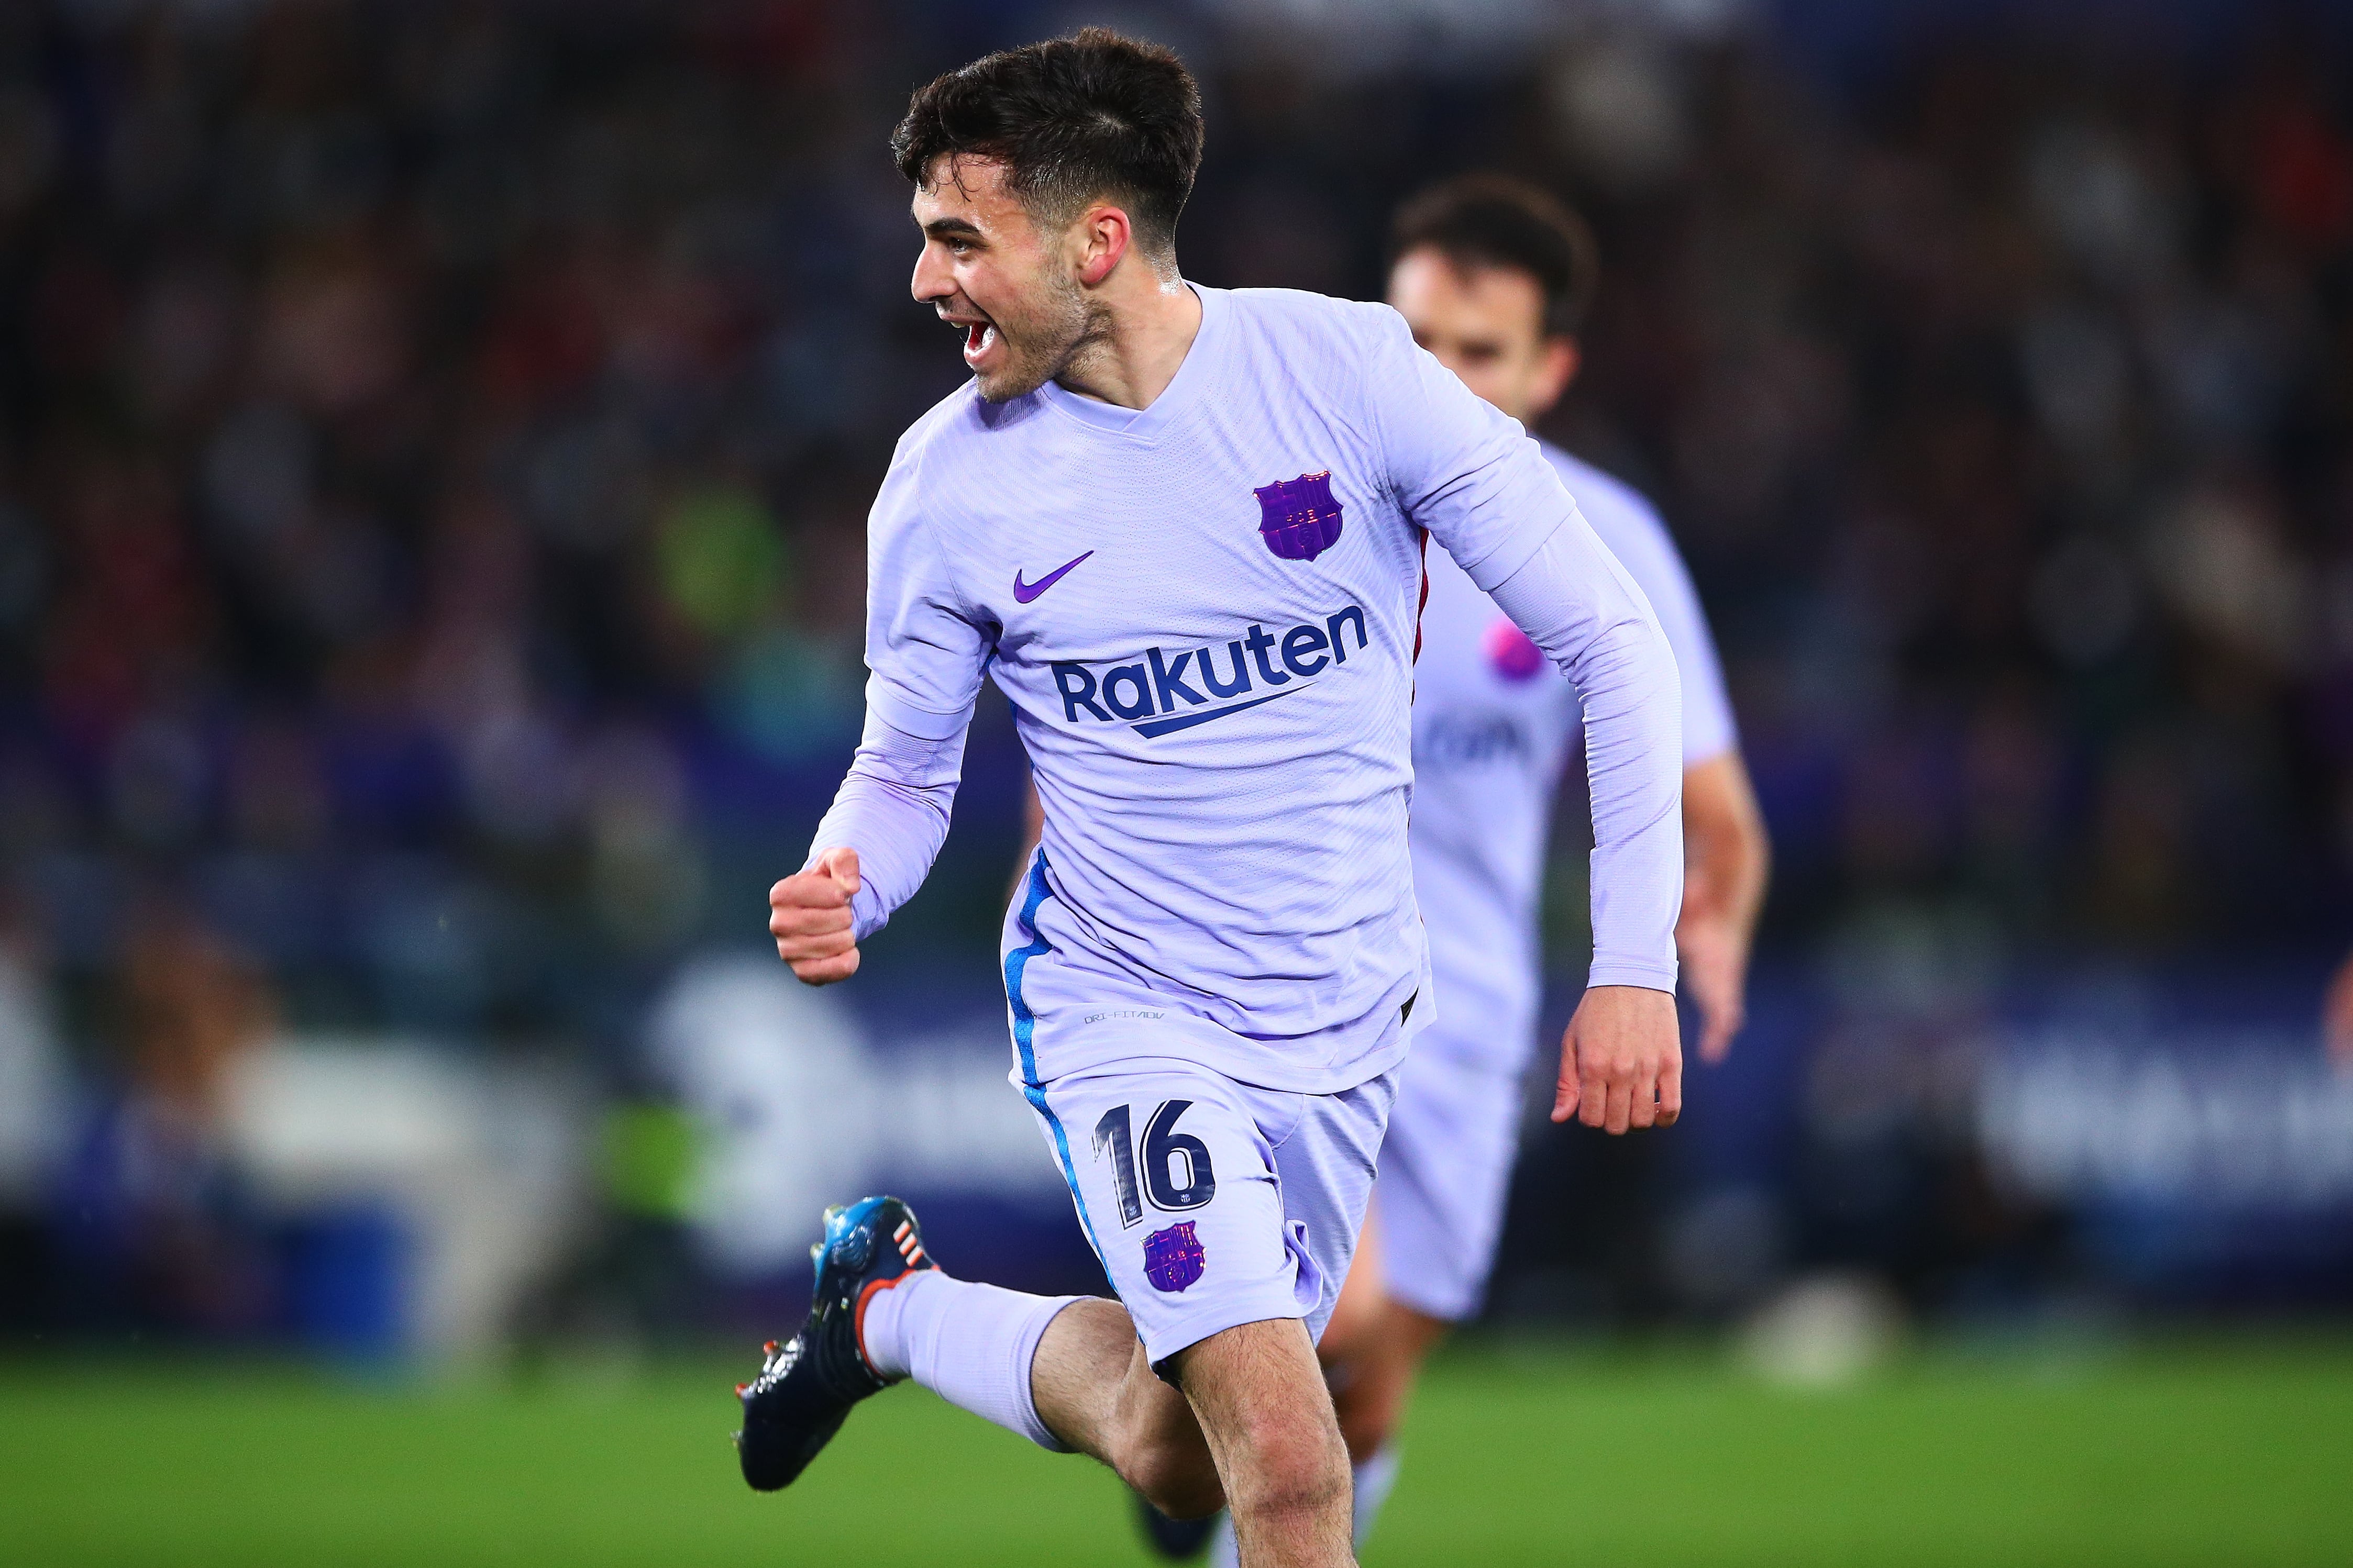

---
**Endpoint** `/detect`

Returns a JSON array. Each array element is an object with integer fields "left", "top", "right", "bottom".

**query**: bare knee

[
  {"left": 1147, "top": 1314, "right": 1361, "bottom": 1560},
  {"left": 1221, "top": 1406, "right": 1351, "bottom": 1520}
]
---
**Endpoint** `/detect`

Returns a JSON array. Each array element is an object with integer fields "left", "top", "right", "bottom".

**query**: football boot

[{"left": 735, "top": 1195, "right": 936, "bottom": 1491}]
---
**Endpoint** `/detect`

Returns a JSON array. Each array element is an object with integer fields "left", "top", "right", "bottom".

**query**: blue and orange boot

[{"left": 735, "top": 1195, "right": 936, "bottom": 1491}]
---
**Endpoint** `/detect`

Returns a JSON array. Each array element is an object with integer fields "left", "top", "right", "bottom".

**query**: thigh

[
  {"left": 1373, "top": 1046, "right": 1526, "bottom": 1322},
  {"left": 1266, "top": 1067, "right": 1398, "bottom": 1347},
  {"left": 1028, "top": 1066, "right": 1307, "bottom": 1375}
]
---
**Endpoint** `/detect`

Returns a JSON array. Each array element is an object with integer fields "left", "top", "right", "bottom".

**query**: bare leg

[
  {"left": 1032, "top": 1302, "right": 1356, "bottom": 1567},
  {"left": 1183, "top": 1318, "right": 1356, "bottom": 1567},
  {"left": 1031, "top": 1299, "right": 1224, "bottom": 1518},
  {"left": 1318, "top": 1199, "right": 1450, "bottom": 1464}
]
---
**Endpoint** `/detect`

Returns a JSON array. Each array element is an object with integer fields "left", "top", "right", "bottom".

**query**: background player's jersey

[
  {"left": 1408, "top": 445, "right": 1736, "bottom": 1072},
  {"left": 830, "top": 287, "right": 1684, "bottom": 1096}
]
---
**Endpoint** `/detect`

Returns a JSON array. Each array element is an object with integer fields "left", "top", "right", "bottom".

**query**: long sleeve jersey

[{"left": 810, "top": 285, "right": 1682, "bottom": 1094}]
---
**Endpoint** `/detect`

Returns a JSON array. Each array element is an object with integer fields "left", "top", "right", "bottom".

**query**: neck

[{"left": 1054, "top": 263, "right": 1202, "bottom": 412}]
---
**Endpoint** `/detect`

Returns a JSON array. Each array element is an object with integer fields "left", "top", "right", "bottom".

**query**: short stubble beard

[{"left": 974, "top": 259, "right": 1107, "bottom": 403}]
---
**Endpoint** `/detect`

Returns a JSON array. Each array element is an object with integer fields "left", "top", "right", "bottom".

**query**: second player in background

[{"left": 1045, "top": 174, "right": 1774, "bottom": 1563}]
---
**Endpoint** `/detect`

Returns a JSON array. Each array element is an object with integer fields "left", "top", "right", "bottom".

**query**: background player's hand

[
  {"left": 1676, "top": 900, "right": 1750, "bottom": 1064},
  {"left": 2325, "top": 948, "right": 2353, "bottom": 1072},
  {"left": 770, "top": 847, "right": 861, "bottom": 985},
  {"left": 1552, "top": 984, "right": 1681, "bottom": 1133}
]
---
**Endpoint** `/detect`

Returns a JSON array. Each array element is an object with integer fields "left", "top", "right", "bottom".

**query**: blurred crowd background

[{"left": 3, "top": 0, "right": 2351, "bottom": 1365}]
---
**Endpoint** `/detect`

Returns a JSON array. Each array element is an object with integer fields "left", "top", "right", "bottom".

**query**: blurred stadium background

[{"left": 2, "top": 0, "right": 2352, "bottom": 1561}]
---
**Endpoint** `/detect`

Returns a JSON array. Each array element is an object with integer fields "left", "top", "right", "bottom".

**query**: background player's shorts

[
  {"left": 1023, "top": 1059, "right": 1396, "bottom": 1373},
  {"left": 1375, "top": 1038, "right": 1529, "bottom": 1322}
]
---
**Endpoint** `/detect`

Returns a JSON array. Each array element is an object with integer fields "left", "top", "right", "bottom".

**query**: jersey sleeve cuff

[
  {"left": 845, "top": 882, "right": 889, "bottom": 942},
  {"left": 1584, "top": 958, "right": 1678, "bottom": 994},
  {"left": 864, "top": 677, "right": 976, "bottom": 742}
]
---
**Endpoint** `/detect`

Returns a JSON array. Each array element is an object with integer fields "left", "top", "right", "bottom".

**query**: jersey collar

[{"left": 1036, "top": 283, "right": 1225, "bottom": 444}]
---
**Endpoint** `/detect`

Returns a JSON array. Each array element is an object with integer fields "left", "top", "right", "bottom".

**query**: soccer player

[
  {"left": 742, "top": 34, "right": 1687, "bottom": 1568},
  {"left": 1106, "top": 176, "right": 1773, "bottom": 1564},
  {"left": 1302, "top": 176, "right": 1770, "bottom": 1560}
]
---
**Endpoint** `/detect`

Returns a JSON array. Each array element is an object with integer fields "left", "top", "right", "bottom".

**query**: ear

[
  {"left": 1527, "top": 336, "right": 1580, "bottom": 421},
  {"left": 1073, "top": 203, "right": 1133, "bottom": 288}
]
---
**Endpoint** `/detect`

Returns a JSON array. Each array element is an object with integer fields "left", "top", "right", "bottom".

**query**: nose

[{"left": 911, "top": 242, "right": 953, "bottom": 305}]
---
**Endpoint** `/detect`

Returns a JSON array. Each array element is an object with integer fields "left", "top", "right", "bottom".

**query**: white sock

[
  {"left": 1210, "top": 1511, "right": 1238, "bottom": 1568},
  {"left": 1207, "top": 1444, "right": 1400, "bottom": 1567},
  {"left": 1351, "top": 1443, "right": 1402, "bottom": 1547},
  {"left": 858, "top": 1271, "right": 1077, "bottom": 1451}
]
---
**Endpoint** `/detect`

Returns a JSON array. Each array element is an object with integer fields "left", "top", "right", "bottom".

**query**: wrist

[{"left": 1579, "top": 982, "right": 1677, "bottom": 1010}]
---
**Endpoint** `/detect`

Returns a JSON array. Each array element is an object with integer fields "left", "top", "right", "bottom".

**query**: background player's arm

[{"left": 1679, "top": 752, "right": 1769, "bottom": 1062}]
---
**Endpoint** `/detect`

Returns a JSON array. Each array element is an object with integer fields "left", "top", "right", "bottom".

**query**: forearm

[
  {"left": 1683, "top": 752, "right": 1770, "bottom": 938},
  {"left": 1486, "top": 525, "right": 1683, "bottom": 992},
  {"left": 808, "top": 706, "right": 970, "bottom": 940}
]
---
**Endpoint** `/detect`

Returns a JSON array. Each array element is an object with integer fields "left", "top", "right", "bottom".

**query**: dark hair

[
  {"left": 891, "top": 28, "right": 1205, "bottom": 254},
  {"left": 1391, "top": 174, "right": 1600, "bottom": 337}
]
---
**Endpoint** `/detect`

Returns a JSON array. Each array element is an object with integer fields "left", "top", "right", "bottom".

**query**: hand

[
  {"left": 2326, "top": 949, "right": 2353, "bottom": 1072},
  {"left": 770, "top": 847, "right": 861, "bottom": 985},
  {"left": 1676, "top": 903, "right": 1751, "bottom": 1064},
  {"left": 1551, "top": 984, "right": 1681, "bottom": 1133}
]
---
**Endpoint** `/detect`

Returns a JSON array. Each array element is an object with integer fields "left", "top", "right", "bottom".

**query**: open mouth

[{"left": 962, "top": 319, "right": 998, "bottom": 366}]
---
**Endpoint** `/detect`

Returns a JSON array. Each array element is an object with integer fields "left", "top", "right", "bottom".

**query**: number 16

[{"left": 1092, "top": 1100, "right": 1217, "bottom": 1227}]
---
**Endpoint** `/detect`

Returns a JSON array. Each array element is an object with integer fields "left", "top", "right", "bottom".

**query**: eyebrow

[{"left": 921, "top": 216, "right": 984, "bottom": 240}]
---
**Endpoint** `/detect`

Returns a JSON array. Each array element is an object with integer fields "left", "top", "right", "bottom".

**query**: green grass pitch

[{"left": 3, "top": 1338, "right": 2349, "bottom": 1565}]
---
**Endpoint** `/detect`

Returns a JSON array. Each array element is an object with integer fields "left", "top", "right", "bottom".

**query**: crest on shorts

[
  {"left": 1253, "top": 472, "right": 1344, "bottom": 562},
  {"left": 1142, "top": 1221, "right": 1207, "bottom": 1294}
]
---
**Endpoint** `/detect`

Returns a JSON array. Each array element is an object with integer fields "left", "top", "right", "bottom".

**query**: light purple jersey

[
  {"left": 810, "top": 287, "right": 1683, "bottom": 1095},
  {"left": 1408, "top": 443, "right": 1736, "bottom": 1073}
]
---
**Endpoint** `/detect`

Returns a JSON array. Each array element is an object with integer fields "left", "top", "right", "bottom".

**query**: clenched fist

[
  {"left": 770, "top": 846, "right": 862, "bottom": 985},
  {"left": 1551, "top": 984, "right": 1682, "bottom": 1133}
]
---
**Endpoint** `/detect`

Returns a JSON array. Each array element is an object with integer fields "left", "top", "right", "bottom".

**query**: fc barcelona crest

[
  {"left": 1253, "top": 471, "right": 1344, "bottom": 562},
  {"left": 1142, "top": 1221, "right": 1207, "bottom": 1294}
]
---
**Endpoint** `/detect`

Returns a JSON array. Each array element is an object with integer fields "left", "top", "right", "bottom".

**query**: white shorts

[
  {"left": 1374, "top": 1039, "right": 1529, "bottom": 1322},
  {"left": 1022, "top": 1058, "right": 1396, "bottom": 1373}
]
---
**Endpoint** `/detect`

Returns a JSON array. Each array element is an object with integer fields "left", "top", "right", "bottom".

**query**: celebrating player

[
  {"left": 741, "top": 34, "right": 1688, "bottom": 1568},
  {"left": 1131, "top": 175, "right": 1774, "bottom": 1564}
]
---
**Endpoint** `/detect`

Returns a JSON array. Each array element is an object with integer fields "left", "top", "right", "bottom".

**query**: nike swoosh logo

[
  {"left": 1130, "top": 683, "right": 1310, "bottom": 738},
  {"left": 1013, "top": 551, "right": 1095, "bottom": 604}
]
